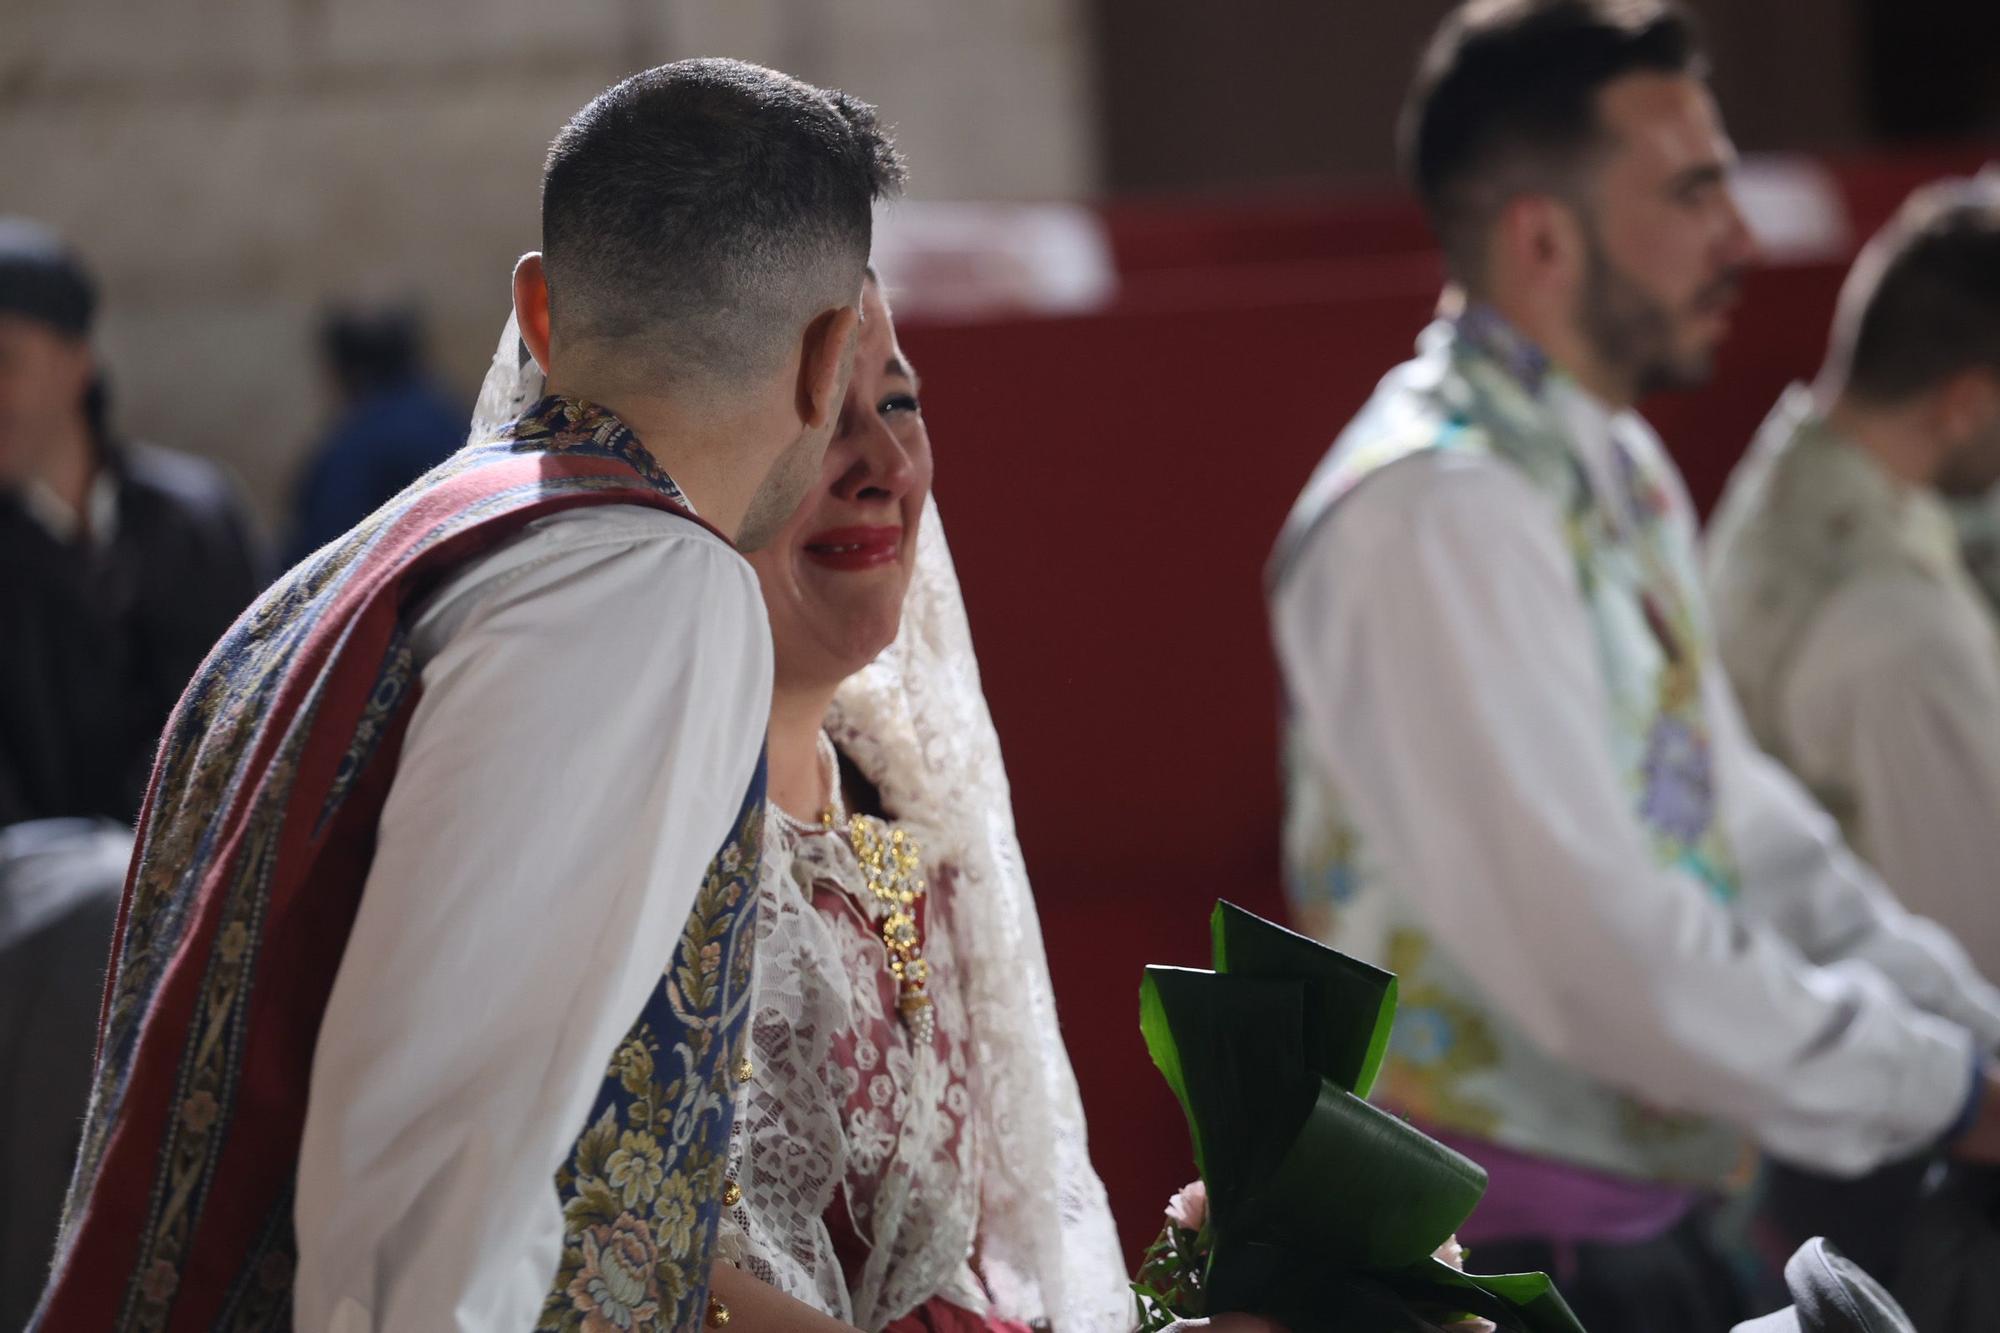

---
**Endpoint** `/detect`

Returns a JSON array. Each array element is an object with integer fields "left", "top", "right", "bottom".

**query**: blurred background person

[
  {"left": 287, "top": 301, "right": 465, "bottom": 562},
  {"left": 0, "top": 220, "right": 267, "bottom": 833},
  {"left": 1270, "top": 4, "right": 2000, "bottom": 1328},
  {"left": 1946, "top": 487, "right": 2000, "bottom": 616},
  {"left": 0, "top": 218, "right": 265, "bottom": 1331},
  {"left": 1705, "top": 175, "right": 2000, "bottom": 1284},
  {"left": 1709, "top": 175, "right": 2000, "bottom": 992}
]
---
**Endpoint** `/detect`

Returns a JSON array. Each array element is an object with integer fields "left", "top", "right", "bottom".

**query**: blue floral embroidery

[
  {"left": 1391, "top": 1007, "right": 1458, "bottom": 1068},
  {"left": 1637, "top": 716, "right": 1714, "bottom": 847}
]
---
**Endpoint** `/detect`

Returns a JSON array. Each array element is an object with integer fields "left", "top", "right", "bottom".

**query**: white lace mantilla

[{"left": 715, "top": 499, "right": 1134, "bottom": 1333}]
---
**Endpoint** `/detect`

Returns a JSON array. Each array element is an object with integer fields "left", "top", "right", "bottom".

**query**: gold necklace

[{"left": 821, "top": 778, "right": 935, "bottom": 1044}]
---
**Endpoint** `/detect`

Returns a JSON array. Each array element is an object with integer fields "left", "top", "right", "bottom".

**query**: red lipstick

[{"left": 803, "top": 525, "right": 902, "bottom": 571}]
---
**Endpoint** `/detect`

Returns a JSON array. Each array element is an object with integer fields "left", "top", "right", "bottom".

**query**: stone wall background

[
  {"left": 2, "top": 0, "right": 1100, "bottom": 528},
  {"left": 13, "top": 0, "right": 1985, "bottom": 534}
]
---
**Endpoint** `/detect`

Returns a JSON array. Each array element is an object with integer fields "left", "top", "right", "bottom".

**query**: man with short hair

[
  {"left": 33, "top": 59, "right": 902, "bottom": 1333},
  {"left": 0, "top": 220, "right": 267, "bottom": 833},
  {"left": 1709, "top": 178, "right": 2000, "bottom": 983},
  {"left": 1703, "top": 181, "right": 2000, "bottom": 1279},
  {"left": 1270, "top": 3, "right": 2000, "bottom": 1324}
]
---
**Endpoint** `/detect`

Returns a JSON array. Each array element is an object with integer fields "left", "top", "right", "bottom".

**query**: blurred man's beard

[
  {"left": 1936, "top": 432, "right": 2000, "bottom": 499},
  {"left": 1577, "top": 233, "right": 1736, "bottom": 398}
]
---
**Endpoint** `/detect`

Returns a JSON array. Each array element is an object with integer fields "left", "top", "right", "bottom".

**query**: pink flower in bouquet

[
  {"left": 1431, "top": 1237, "right": 1497, "bottom": 1332},
  {"left": 1165, "top": 1179, "right": 1208, "bottom": 1232}
]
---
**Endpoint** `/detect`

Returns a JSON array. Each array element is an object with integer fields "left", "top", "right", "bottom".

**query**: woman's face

[{"left": 748, "top": 279, "right": 933, "bottom": 695}]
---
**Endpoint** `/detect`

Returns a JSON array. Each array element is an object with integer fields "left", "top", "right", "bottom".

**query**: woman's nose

[{"left": 836, "top": 411, "right": 917, "bottom": 501}]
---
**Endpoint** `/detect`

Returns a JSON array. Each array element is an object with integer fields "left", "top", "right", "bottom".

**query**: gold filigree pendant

[{"left": 825, "top": 808, "right": 935, "bottom": 1043}]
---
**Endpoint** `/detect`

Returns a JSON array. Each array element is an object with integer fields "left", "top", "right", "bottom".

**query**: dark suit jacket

[{"left": 0, "top": 441, "right": 266, "bottom": 828}]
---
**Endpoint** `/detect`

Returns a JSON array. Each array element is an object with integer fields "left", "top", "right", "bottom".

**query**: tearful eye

[{"left": 879, "top": 393, "right": 920, "bottom": 417}]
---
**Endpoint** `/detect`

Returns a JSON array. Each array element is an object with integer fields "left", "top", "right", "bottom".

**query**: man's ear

[
  {"left": 1495, "top": 193, "right": 1587, "bottom": 298},
  {"left": 512, "top": 253, "right": 554, "bottom": 375},
  {"left": 795, "top": 302, "right": 861, "bottom": 431}
]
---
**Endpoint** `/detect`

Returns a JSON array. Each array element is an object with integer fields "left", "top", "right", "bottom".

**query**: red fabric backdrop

[{"left": 894, "top": 146, "right": 1997, "bottom": 1264}]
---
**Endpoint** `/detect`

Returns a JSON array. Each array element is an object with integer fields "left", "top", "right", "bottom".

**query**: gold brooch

[{"left": 825, "top": 809, "right": 935, "bottom": 1044}]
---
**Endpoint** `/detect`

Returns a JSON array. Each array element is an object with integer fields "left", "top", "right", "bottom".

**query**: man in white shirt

[
  {"left": 34, "top": 60, "right": 903, "bottom": 1333},
  {"left": 1703, "top": 178, "right": 2000, "bottom": 1290},
  {"left": 1270, "top": 3, "right": 2000, "bottom": 1326},
  {"left": 1708, "top": 178, "right": 2000, "bottom": 982}
]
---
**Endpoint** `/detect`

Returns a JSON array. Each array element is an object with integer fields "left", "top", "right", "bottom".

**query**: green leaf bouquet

[{"left": 1132, "top": 903, "right": 1587, "bottom": 1333}]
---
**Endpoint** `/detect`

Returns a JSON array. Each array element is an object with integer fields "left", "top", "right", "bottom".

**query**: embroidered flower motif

[
  {"left": 141, "top": 1258, "right": 179, "bottom": 1304},
  {"left": 1390, "top": 1007, "right": 1456, "bottom": 1068},
  {"left": 851, "top": 964, "right": 886, "bottom": 1022},
  {"left": 566, "top": 1215, "right": 663, "bottom": 1333},
  {"left": 180, "top": 1089, "right": 220, "bottom": 1135},
  {"left": 1638, "top": 716, "right": 1714, "bottom": 846},
  {"left": 698, "top": 941, "right": 722, "bottom": 978},
  {"left": 613, "top": 1040, "right": 655, "bottom": 1099},
  {"left": 1380, "top": 931, "right": 1503, "bottom": 1137},
  {"left": 606, "top": 1132, "right": 666, "bottom": 1210},
  {"left": 847, "top": 1105, "right": 896, "bottom": 1176},
  {"left": 652, "top": 1170, "right": 698, "bottom": 1258},
  {"left": 1290, "top": 805, "right": 1361, "bottom": 909}
]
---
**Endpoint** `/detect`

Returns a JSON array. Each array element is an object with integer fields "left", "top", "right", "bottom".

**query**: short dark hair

[
  {"left": 1834, "top": 176, "right": 2000, "bottom": 404},
  {"left": 542, "top": 58, "right": 905, "bottom": 391},
  {"left": 0, "top": 220, "right": 112, "bottom": 441},
  {"left": 1400, "top": 0, "right": 1703, "bottom": 281}
]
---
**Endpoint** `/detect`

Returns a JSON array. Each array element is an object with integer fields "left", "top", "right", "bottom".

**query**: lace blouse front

[{"left": 719, "top": 763, "right": 988, "bottom": 1329}]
